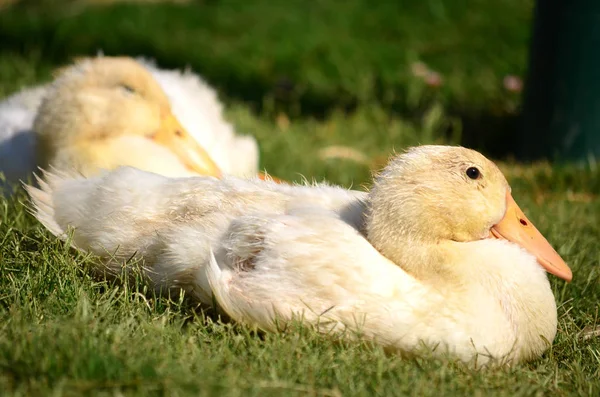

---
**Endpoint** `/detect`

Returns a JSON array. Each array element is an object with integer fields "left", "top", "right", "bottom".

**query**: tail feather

[{"left": 24, "top": 169, "right": 74, "bottom": 238}]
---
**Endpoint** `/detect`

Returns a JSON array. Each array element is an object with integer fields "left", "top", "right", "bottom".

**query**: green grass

[
  {"left": 0, "top": 0, "right": 532, "bottom": 106},
  {"left": 0, "top": 0, "right": 533, "bottom": 155},
  {"left": 1, "top": 149, "right": 600, "bottom": 396},
  {"left": 1, "top": 1, "right": 600, "bottom": 395}
]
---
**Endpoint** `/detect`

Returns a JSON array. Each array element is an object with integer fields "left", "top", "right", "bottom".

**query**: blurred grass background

[
  {"left": 1, "top": 1, "right": 599, "bottom": 396},
  {"left": 0, "top": 0, "right": 531, "bottom": 158}
]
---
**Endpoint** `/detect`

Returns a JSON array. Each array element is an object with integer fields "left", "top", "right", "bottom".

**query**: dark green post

[{"left": 520, "top": 0, "right": 600, "bottom": 162}]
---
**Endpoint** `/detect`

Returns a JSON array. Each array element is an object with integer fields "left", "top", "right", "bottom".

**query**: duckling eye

[
  {"left": 119, "top": 84, "right": 136, "bottom": 95},
  {"left": 466, "top": 167, "right": 481, "bottom": 180}
]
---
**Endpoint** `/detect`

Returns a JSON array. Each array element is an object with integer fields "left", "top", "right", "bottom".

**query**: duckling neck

[
  {"left": 364, "top": 216, "right": 456, "bottom": 285},
  {"left": 364, "top": 197, "right": 491, "bottom": 284}
]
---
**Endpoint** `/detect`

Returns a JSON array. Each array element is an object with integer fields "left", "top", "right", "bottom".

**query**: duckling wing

[
  {"left": 26, "top": 167, "right": 366, "bottom": 297},
  {"left": 206, "top": 211, "right": 422, "bottom": 338},
  {"left": 0, "top": 85, "right": 47, "bottom": 192},
  {"left": 27, "top": 165, "right": 366, "bottom": 252},
  {"left": 26, "top": 166, "right": 242, "bottom": 257}
]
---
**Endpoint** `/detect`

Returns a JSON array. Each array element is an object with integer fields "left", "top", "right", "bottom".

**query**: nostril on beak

[
  {"left": 175, "top": 130, "right": 183, "bottom": 137},
  {"left": 519, "top": 219, "right": 528, "bottom": 226}
]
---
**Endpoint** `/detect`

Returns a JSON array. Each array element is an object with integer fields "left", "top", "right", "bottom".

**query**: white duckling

[
  {"left": 0, "top": 56, "right": 260, "bottom": 190},
  {"left": 27, "top": 145, "right": 571, "bottom": 366}
]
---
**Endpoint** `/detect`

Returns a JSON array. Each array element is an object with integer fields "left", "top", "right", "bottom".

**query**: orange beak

[
  {"left": 153, "top": 111, "right": 221, "bottom": 177},
  {"left": 490, "top": 192, "right": 572, "bottom": 282}
]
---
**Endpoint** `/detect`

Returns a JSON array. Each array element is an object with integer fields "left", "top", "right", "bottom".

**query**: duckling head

[
  {"left": 367, "top": 145, "right": 572, "bottom": 282},
  {"left": 34, "top": 57, "right": 221, "bottom": 177}
]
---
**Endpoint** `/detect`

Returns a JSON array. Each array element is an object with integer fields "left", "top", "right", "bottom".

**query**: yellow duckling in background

[
  {"left": 34, "top": 57, "right": 221, "bottom": 178},
  {"left": 27, "top": 145, "right": 571, "bottom": 366},
  {"left": 0, "top": 56, "right": 274, "bottom": 194}
]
